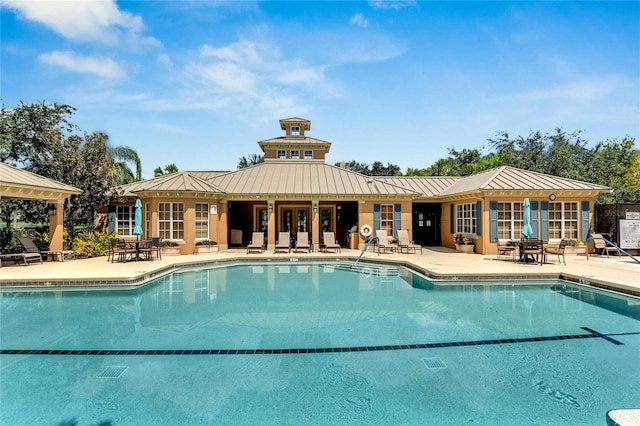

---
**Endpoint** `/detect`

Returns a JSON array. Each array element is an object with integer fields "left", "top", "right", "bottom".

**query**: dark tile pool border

[{"left": 3, "top": 327, "right": 638, "bottom": 357}]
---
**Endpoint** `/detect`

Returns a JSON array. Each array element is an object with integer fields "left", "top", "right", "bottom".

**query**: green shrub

[{"left": 72, "top": 231, "right": 113, "bottom": 257}]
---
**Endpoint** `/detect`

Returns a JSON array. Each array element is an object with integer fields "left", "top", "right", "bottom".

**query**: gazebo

[{"left": 0, "top": 163, "right": 82, "bottom": 252}]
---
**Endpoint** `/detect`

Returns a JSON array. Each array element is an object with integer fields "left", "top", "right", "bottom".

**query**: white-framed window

[
  {"left": 277, "top": 149, "right": 286, "bottom": 159},
  {"left": 549, "top": 202, "right": 578, "bottom": 239},
  {"left": 304, "top": 150, "right": 313, "bottom": 159},
  {"left": 290, "top": 150, "right": 299, "bottom": 159},
  {"left": 195, "top": 203, "right": 209, "bottom": 240},
  {"left": 456, "top": 203, "right": 477, "bottom": 234},
  {"left": 381, "top": 204, "right": 394, "bottom": 234},
  {"left": 497, "top": 202, "right": 524, "bottom": 240},
  {"left": 291, "top": 126, "right": 300, "bottom": 136},
  {"left": 116, "top": 206, "right": 134, "bottom": 236},
  {"left": 158, "top": 202, "right": 184, "bottom": 240}
]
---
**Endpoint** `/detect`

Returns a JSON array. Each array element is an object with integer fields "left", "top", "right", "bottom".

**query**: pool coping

[{"left": 1, "top": 255, "right": 639, "bottom": 298}]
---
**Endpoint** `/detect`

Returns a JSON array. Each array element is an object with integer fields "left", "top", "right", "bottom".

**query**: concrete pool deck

[{"left": 1, "top": 247, "right": 638, "bottom": 295}]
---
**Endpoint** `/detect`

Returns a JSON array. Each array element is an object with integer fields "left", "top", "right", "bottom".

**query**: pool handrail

[
  {"left": 355, "top": 236, "right": 379, "bottom": 264},
  {"left": 585, "top": 235, "right": 639, "bottom": 264}
]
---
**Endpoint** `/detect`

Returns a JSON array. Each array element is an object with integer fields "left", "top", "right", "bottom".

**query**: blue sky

[{"left": 2, "top": 1, "right": 638, "bottom": 179}]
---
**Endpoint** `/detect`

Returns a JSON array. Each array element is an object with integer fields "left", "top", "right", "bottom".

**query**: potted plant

[
  {"left": 562, "top": 238, "right": 585, "bottom": 255},
  {"left": 454, "top": 233, "right": 475, "bottom": 253},
  {"left": 194, "top": 240, "right": 218, "bottom": 254},
  {"left": 161, "top": 240, "right": 181, "bottom": 256}
]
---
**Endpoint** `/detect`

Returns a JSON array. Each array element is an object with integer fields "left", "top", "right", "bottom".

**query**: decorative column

[
  {"left": 48, "top": 199, "right": 65, "bottom": 252},
  {"left": 312, "top": 200, "right": 320, "bottom": 251},
  {"left": 218, "top": 200, "right": 229, "bottom": 251},
  {"left": 267, "top": 201, "right": 275, "bottom": 250}
]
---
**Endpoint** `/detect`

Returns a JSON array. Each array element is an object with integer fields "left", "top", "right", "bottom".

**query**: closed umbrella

[
  {"left": 133, "top": 199, "right": 143, "bottom": 241},
  {"left": 522, "top": 198, "right": 533, "bottom": 238}
]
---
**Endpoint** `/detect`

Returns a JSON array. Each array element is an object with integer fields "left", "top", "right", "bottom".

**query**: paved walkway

[{"left": 1, "top": 248, "right": 638, "bottom": 295}]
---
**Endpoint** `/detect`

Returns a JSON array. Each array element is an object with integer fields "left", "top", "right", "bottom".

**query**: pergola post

[{"left": 48, "top": 200, "right": 65, "bottom": 252}]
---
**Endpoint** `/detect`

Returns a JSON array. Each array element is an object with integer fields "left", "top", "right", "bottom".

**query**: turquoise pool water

[{"left": 1, "top": 262, "right": 639, "bottom": 425}]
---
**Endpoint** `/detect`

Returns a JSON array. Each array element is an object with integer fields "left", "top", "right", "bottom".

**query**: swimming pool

[{"left": 1, "top": 261, "right": 639, "bottom": 425}]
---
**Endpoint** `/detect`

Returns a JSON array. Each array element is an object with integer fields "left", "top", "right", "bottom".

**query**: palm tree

[{"left": 109, "top": 146, "right": 142, "bottom": 185}]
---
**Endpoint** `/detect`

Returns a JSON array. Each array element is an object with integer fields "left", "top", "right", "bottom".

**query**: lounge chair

[
  {"left": 374, "top": 229, "right": 391, "bottom": 254},
  {"left": 544, "top": 240, "right": 567, "bottom": 265},
  {"left": 17, "top": 235, "right": 75, "bottom": 261},
  {"left": 294, "top": 231, "right": 310, "bottom": 253},
  {"left": 591, "top": 233, "right": 621, "bottom": 257},
  {"left": 322, "top": 231, "right": 341, "bottom": 252},
  {"left": 496, "top": 239, "right": 516, "bottom": 262},
  {"left": 0, "top": 251, "right": 42, "bottom": 266},
  {"left": 275, "top": 231, "right": 291, "bottom": 253},
  {"left": 247, "top": 232, "right": 265, "bottom": 253},
  {"left": 396, "top": 230, "right": 422, "bottom": 254}
]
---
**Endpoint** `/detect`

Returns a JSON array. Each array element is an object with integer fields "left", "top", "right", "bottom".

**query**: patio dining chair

[
  {"left": 497, "top": 239, "right": 516, "bottom": 262},
  {"left": 544, "top": 240, "right": 567, "bottom": 265}
]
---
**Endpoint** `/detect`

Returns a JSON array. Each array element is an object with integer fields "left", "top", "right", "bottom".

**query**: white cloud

[
  {"left": 350, "top": 13, "right": 369, "bottom": 28},
  {"left": 157, "top": 53, "right": 171, "bottom": 65},
  {"left": 2, "top": 0, "right": 150, "bottom": 45},
  {"left": 368, "top": 1, "right": 416, "bottom": 10},
  {"left": 38, "top": 51, "right": 126, "bottom": 79},
  {"left": 200, "top": 40, "right": 262, "bottom": 64}
]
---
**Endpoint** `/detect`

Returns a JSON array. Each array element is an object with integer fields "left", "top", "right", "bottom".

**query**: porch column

[
  {"left": 218, "top": 200, "right": 229, "bottom": 252},
  {"left": 48, "top": 199, "right": 65, "bottom": 252},
  {"left": 267, "top": 200, "right": 275, "bottom": 250},
  {"left": 311, "top": 199, "right": 319, "bottom": 251}
]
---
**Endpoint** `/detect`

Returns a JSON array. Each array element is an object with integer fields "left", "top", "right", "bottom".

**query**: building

[{"left": 106, "top": 118, "right": 611, "bottom": 254}]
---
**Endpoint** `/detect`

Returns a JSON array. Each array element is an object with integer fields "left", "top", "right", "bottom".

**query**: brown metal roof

[
  {"left": 375, "top": 176, "right": 460, "bottom": 197},
  {"left": 113, "top": 172, "right": 226, "bottom": 197},
  {"left": 441, "top": 166, "right": 611, "bottom": 195},
  {"left": 0, "top": 162, "right": 82, "bottom": 200},
  {"left": 208, "top": 162, "right": 419, "bottom": 197}
]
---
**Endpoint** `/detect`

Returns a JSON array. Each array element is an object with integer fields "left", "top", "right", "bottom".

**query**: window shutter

[
  {"left": 541, "top": 201, "right": 549, "bottom": 241},
  {"left": 581, "top": 201, "right": 590, "bottom": 240},
  {"left": 475, "top": 201, "right": 482, "bottom": 236},
  {"left": 450, "top": 204, "right": 455, "bottom": 234},
  {"left": 531, "top": 201, "right": 539, "bottom": 239},
  {"left": 489, "top": 201, "right": 498, "bottom": 241},
  {"left": 374, "top": 204, "right": 381, "bottom": 231},
  {"left": 108, "top": 205, "right": 116, "bottom": 234},
  {"left": 394, "top": 204, "right": 401, "bottom": 237}
]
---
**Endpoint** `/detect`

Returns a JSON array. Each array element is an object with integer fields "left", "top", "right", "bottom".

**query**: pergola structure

[{"left": 0, "top": 163, "right": 82, "bottom": 251}]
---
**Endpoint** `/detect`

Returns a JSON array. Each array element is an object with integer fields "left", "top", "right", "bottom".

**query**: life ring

[{"left": 360, "top": 224, "right": 373, "bottom": 238}]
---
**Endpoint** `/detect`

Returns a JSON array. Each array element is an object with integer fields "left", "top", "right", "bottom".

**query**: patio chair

[
  {"left": 111, "top": 238, "right": 136, "bottom": 263},
  {"left": 544, "top": 240, "right": 567, "bottom": 265},
  {"left": 148, "top": 237, "right": 162, "bottom": 260},
  {"left": 396, "top": 230, "right": 423, "bottom": 254},
  {"left": 294, "top": 232, "right": 310, "bottom": 253},
  {"left": 591, "top": 234, "right": 622, "bottom": 257},
  {"left": 496, "top": 239, "right": 516, "bottom": 262},
  {"left": 0, "top": 251, "right": 42, "bottom": 266},
  {"left": 17, "top": 235, "right": 75, "bottom": 261},
  {"left": 374, "top": 229, "right": 391, "bottom": 254},
  {"left": 138, "top": 239, "right": 154, "bottom": 261},
  {"left": 275, "top": 231, "right": 291, "bottom": 253},
  {"left": 322, "top": 231, "right": 341, "bottom": 253},
  {"left": 247, "top": 232, "right": 265, "bottom": 253},
  {"left": 521, "top": 239, "right": 543, "bottom": 265}
]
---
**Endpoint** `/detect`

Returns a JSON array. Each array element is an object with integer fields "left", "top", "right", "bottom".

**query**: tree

[
  {"left": 154, "top": 163, "right": 179, "bottom": 176},
  {"left": 110, "top": 145, "right": 142, "bottom": 185},
  {"left": 237, "top": 154, "right": 264, "bottom": 169},
  {"left": 371, "top": 161, "right": 401, "bottom": 176},
  {"left": 0, "top": 101, "right": 142, "bottom": 228}
]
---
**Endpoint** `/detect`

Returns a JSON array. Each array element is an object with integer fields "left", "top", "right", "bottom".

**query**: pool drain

[
  {"left": 422, "top": 357, "right": 447, "bottom": 369},
  {"left": 97, "top": 365, "right": 128, "bottom": 378}
]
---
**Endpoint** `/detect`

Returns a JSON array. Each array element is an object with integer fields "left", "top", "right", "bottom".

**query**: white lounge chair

[
  {"left": 322, "top": 231, "right": 341, "bottom": 252},
  {"left": 396, "top": 230, "right": 422, "bottom": 254},
  {"left": 247, "top": 232, "right": 265, "bottom": 253},
  {"left": 294, "top": 232, "right": 310, "bottom": 253},
  {"left": 275, "top": 231, "right": 291, "bottom": 253}
]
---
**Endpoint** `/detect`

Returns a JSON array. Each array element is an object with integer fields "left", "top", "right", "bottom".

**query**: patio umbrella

[
  {"left": 522, "top": 198, "right": 533, "bottom": 238},
  {"left": 133, "top": 199, "right": 143, "bottom": 241}
]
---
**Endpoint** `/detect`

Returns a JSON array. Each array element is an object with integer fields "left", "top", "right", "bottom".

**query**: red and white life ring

[{"left": 360, "top": 224, "right": 373, "bottom": 238}]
